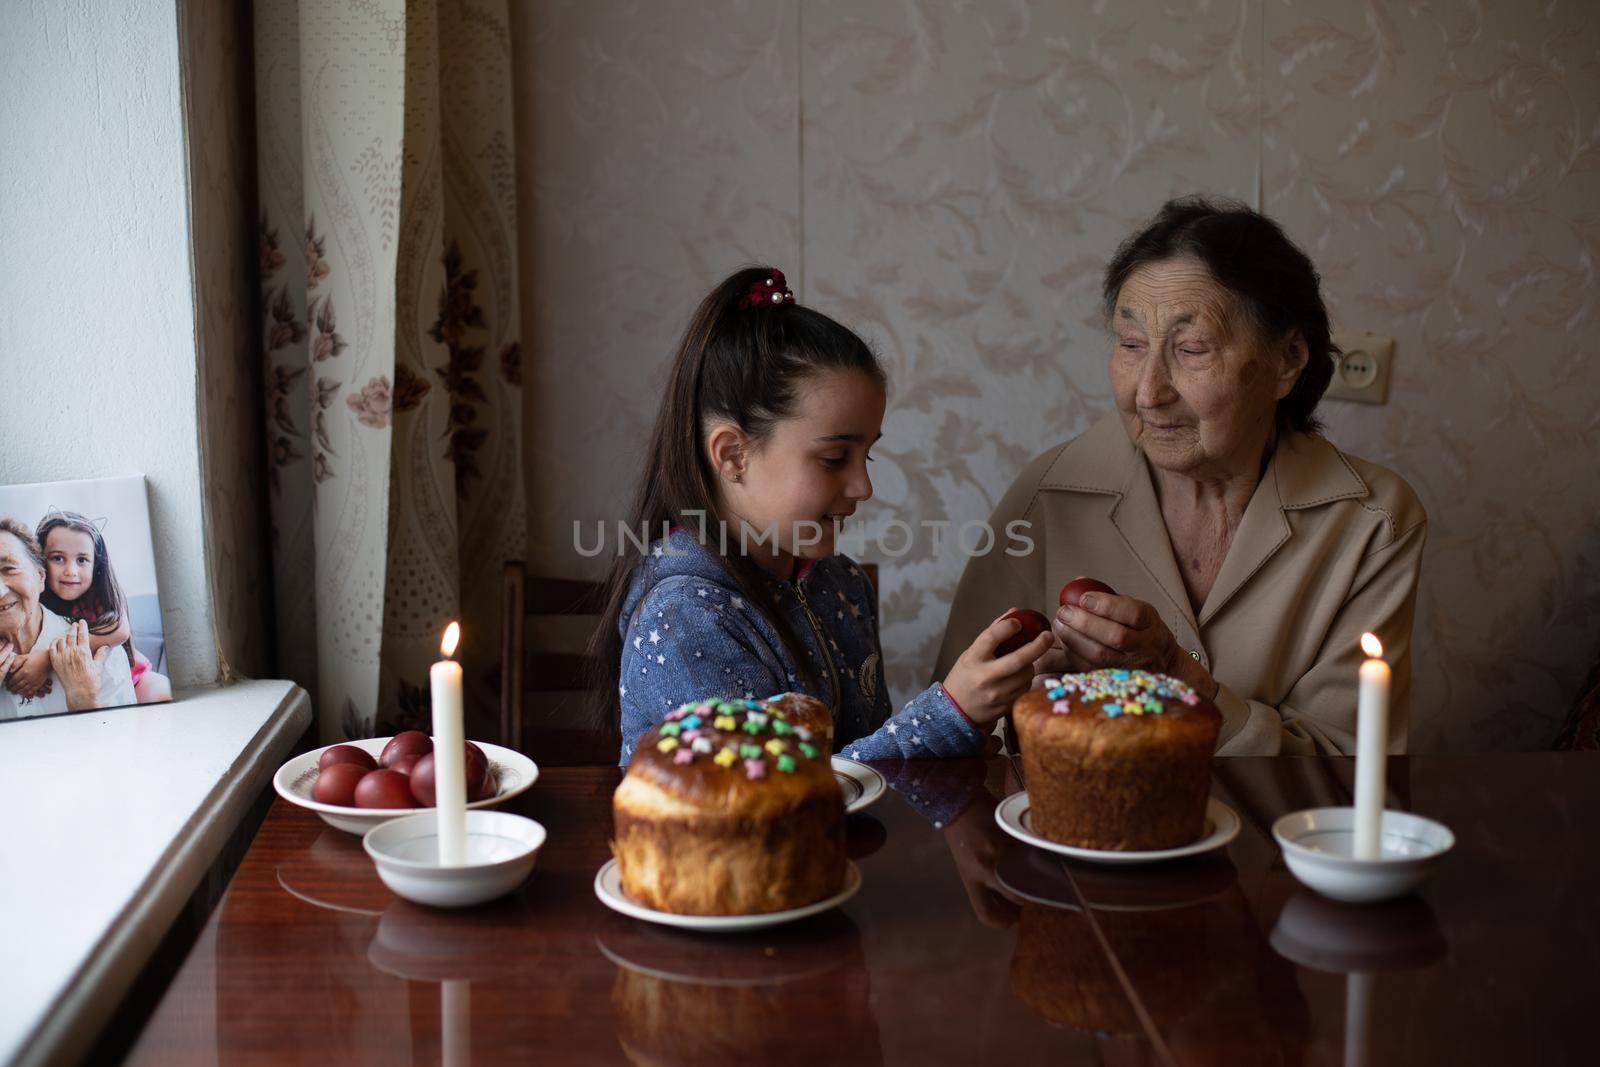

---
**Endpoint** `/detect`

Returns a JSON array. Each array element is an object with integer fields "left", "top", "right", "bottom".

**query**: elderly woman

[
  {"left": 0, "top": 518, "right": 135, "bottom": 719},
  {"left": 936, "top": 197, "right": 1424, "bottom": 755}
]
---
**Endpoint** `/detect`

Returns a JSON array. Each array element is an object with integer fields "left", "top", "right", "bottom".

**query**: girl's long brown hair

[
  {"left": 587, "top": 266, "right": 886, "bottom": 728},
  {"left": 36, "top": 511, "right": 137, "bottom": 665}
]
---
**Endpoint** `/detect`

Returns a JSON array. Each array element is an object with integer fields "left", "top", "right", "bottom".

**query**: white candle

[
  {"left": 1352, "top": 632, "right": 1390, "bottom": 861},
  {"left": 442, "top": 980, "right": 470, "bottom": 1067},
  {"left": 430, "top": 622, "right": 467, "bottom": 866}
]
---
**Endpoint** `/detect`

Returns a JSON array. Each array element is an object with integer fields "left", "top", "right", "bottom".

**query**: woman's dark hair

[
  {"left": 1102, "top": 195, "right": 1336, "bottom": 435},
  {"left": 588, "top": 266, "right": 887, "bottom": 727},
  {"left": 35, "top": 511, "right": 137, "bottom": 661}
]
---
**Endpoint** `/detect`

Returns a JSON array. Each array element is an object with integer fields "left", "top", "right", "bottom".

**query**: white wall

[{"left": 0, "top": 0, "right": 219, "bottom": 688}]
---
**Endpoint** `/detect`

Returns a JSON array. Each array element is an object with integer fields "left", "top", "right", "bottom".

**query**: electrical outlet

[{"left": 1325, "top": 330, "right": 1393, "bottom": 404}]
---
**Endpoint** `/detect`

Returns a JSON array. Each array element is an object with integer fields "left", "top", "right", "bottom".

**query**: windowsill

[{"left": 0, "top": 678, "right": 312, "bottom": 1067}]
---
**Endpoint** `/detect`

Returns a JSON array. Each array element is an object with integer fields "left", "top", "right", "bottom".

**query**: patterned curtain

[{"left": 254, "top": 0, "right": 526, "bottom": 742}]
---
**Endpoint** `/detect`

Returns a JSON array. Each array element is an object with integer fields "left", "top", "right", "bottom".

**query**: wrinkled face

[
  {"left": 1109, "top": 258, "right": 1302, "bottom": 480},
  {"left": 0, "top": 532, "right": 45, "bottom": 634},
  {"left": 44, "top": 528, "right": 95, "bottom": 602},
  {"left": 721, "top": 369, "right": 885, "bottom": 568}
]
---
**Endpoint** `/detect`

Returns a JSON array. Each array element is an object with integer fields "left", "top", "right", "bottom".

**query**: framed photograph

[{"left": 0, "top": 475, "right": 172, "bottom": 722}]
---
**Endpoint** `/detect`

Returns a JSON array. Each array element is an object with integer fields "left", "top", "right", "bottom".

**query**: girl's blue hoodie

[{"left": 617, "top": 529, "right": 987, "bottom": 776}]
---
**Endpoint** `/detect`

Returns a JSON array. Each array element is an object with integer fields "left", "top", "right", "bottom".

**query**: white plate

[
  {"left": 594, "top": 859, "right": 862, "bottom": 932},
  {"left": 273, "top": 737, "right": 539, "bottom": 835},
  {"left": 831, "top": 756, "right": 886, "bottom": 814},
  {"left": 994, "top": 792, "right": 1239, "bottom": 865}
]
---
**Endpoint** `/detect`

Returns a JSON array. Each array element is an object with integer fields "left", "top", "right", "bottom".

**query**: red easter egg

[
  {"left": 463, "top": 741, "right": 489, "bottom": 795},
  {"left": 409, "top": 752, "right": 437, "bottom": 807},
  {"left": 353, "top": 769, "right": 416, "bottom": 809},
  {"left": 311, "top": 762, "right": 368, "bottom": 806},
  {"left": 379, "top": 730, "right": 433, "bottom": 768},
  {"left": 469, "top": 767, "right": 499, "bottom": 803},
  {"left": 389, "top": 753, "right": 421, "bottom": 777},
  {"left": 995, "top": 608, "right": 1051, "bottom": 658},
  {"left": 1059, "top": 576, "right": 1116, "bottom": 608},
  {"left": 317, "top": 744, "right": 376, "bottom": 772}
]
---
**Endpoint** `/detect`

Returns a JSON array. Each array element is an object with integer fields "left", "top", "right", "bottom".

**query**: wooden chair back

[{"left": 501, "top": 562, "right": 616, "bottom": 764}]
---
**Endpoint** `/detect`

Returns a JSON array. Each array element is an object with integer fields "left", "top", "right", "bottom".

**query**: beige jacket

[{"left": 933, "top": 414, "right": 1426, "bottom": 756}]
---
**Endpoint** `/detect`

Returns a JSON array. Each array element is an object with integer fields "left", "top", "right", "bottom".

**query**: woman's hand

[
  {"left": 1052, "top": 592, "right": 1218, "bottom": 698},
  {"left": 944, "top": 614, "right": 1055, "bottom": 725},
  {"left": 50, "top": 621, "right": 111, "bottom": 710},
  {"left": 0, "top": 640, "right": 16, "bottom": 686},
  {"left": 4, "top": 648, "right": 54, "bottom": 699}
]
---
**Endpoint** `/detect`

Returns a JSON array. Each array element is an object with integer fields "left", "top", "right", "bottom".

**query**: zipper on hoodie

[{"left": 793, "top": 574, "right": 841, "bottom": 711}]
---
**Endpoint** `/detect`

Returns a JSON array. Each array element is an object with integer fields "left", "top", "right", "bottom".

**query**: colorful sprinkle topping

[
  {"left": 1046, "top": 670, "right": 1201, "bottom": 717},
  {"left": 651, "top": 694, "right": 833, "bottom": 775}
]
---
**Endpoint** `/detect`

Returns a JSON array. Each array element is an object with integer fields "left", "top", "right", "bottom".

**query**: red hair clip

[{"left": 738, "top": 269, "right": 796, "bottom": 310}]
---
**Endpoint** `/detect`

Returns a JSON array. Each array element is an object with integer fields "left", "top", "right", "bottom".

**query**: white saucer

[
  {"left": 994, "top": 792, "right": 1240, "bottom": 865},
  {"left": 274, "top": 737, "right": 539, "bottom": 835},
  {"left": 594, "top": 859, "right": 862, "bottom": 932},
  {"left": 831, "top": 756, "right": 886, "bottom": 814},
  {"left": 364, "top": 810, "right": 546, "bottom": 908}
]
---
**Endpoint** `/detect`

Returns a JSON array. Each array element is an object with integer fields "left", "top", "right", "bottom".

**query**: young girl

[
  {"left": 595, "top": 266, "right": 1051, "bottom": 770},
  {"left": 4, "top": 511, "right": 172, "bottom": 704}
]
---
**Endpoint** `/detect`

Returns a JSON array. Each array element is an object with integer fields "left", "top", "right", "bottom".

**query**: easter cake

[
  {"left": 611, "top": 693, "right": 844, "bottom": 915},
  {"left": 1012, "top": 670, "right": 1221, "bottom": 851}
]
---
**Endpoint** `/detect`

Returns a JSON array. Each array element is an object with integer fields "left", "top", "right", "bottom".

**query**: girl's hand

[
  {"left": 941, "top": 791, "right": 1020, "bottom": 930},
  {"left": 4, "top": 648, "right": 53, "bottom": 698},
  {"left": 944, "top": 614, "right": 1055, "bottom": 725},
  {"left": 0, "top": 640, "right": 15, "bottom": 683},
  {"left": 1052, "top": 592, "right": 1217, "bottom": 699},
  {"left": 50, "top": 621, "right": 112, "bottom": 711}
]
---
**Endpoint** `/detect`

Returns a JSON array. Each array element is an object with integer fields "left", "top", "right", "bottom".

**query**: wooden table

[{"left": 124, "top": 753, "right": 1597, "bottom": 1065}]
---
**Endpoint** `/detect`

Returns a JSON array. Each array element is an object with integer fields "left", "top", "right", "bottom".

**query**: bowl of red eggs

[{"left": 273, "top": 732, "right": 540, "bottom": 835}]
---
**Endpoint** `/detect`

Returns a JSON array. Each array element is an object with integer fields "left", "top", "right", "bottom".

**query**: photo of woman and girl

[{"left": 1, "top": 506, "right": 171, "bottom": 719}]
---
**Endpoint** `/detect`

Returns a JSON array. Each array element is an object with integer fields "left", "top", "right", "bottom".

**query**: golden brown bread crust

[
  {"left": 612, "top": 694, "right": 845, "bottom": 915},
  {"left": 1014, "top": 671, "right": 1221, "bottom": 851}
]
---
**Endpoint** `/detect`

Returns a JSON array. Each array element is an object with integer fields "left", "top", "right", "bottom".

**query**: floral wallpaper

[{"left": 515, "top": 0, "right": 1599, "bottom": 753}]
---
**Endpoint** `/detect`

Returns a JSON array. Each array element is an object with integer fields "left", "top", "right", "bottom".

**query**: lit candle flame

[
  {"left": 1360, "top": 632, "right": 1383, "bottom": 659},
  {"left": 440, "top": 621, "right": 461, "bottom": 658}
]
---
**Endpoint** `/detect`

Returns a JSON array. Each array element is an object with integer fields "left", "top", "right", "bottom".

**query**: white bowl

[
  {"left": 364, "top": 810, "right": 546, "bottom": 908},
  {"left": 1272, "top": 806, "right": 1453, "bottom": 904},
  {"left": 273, "top": 737, "right": 539, "bottom": 834}
]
